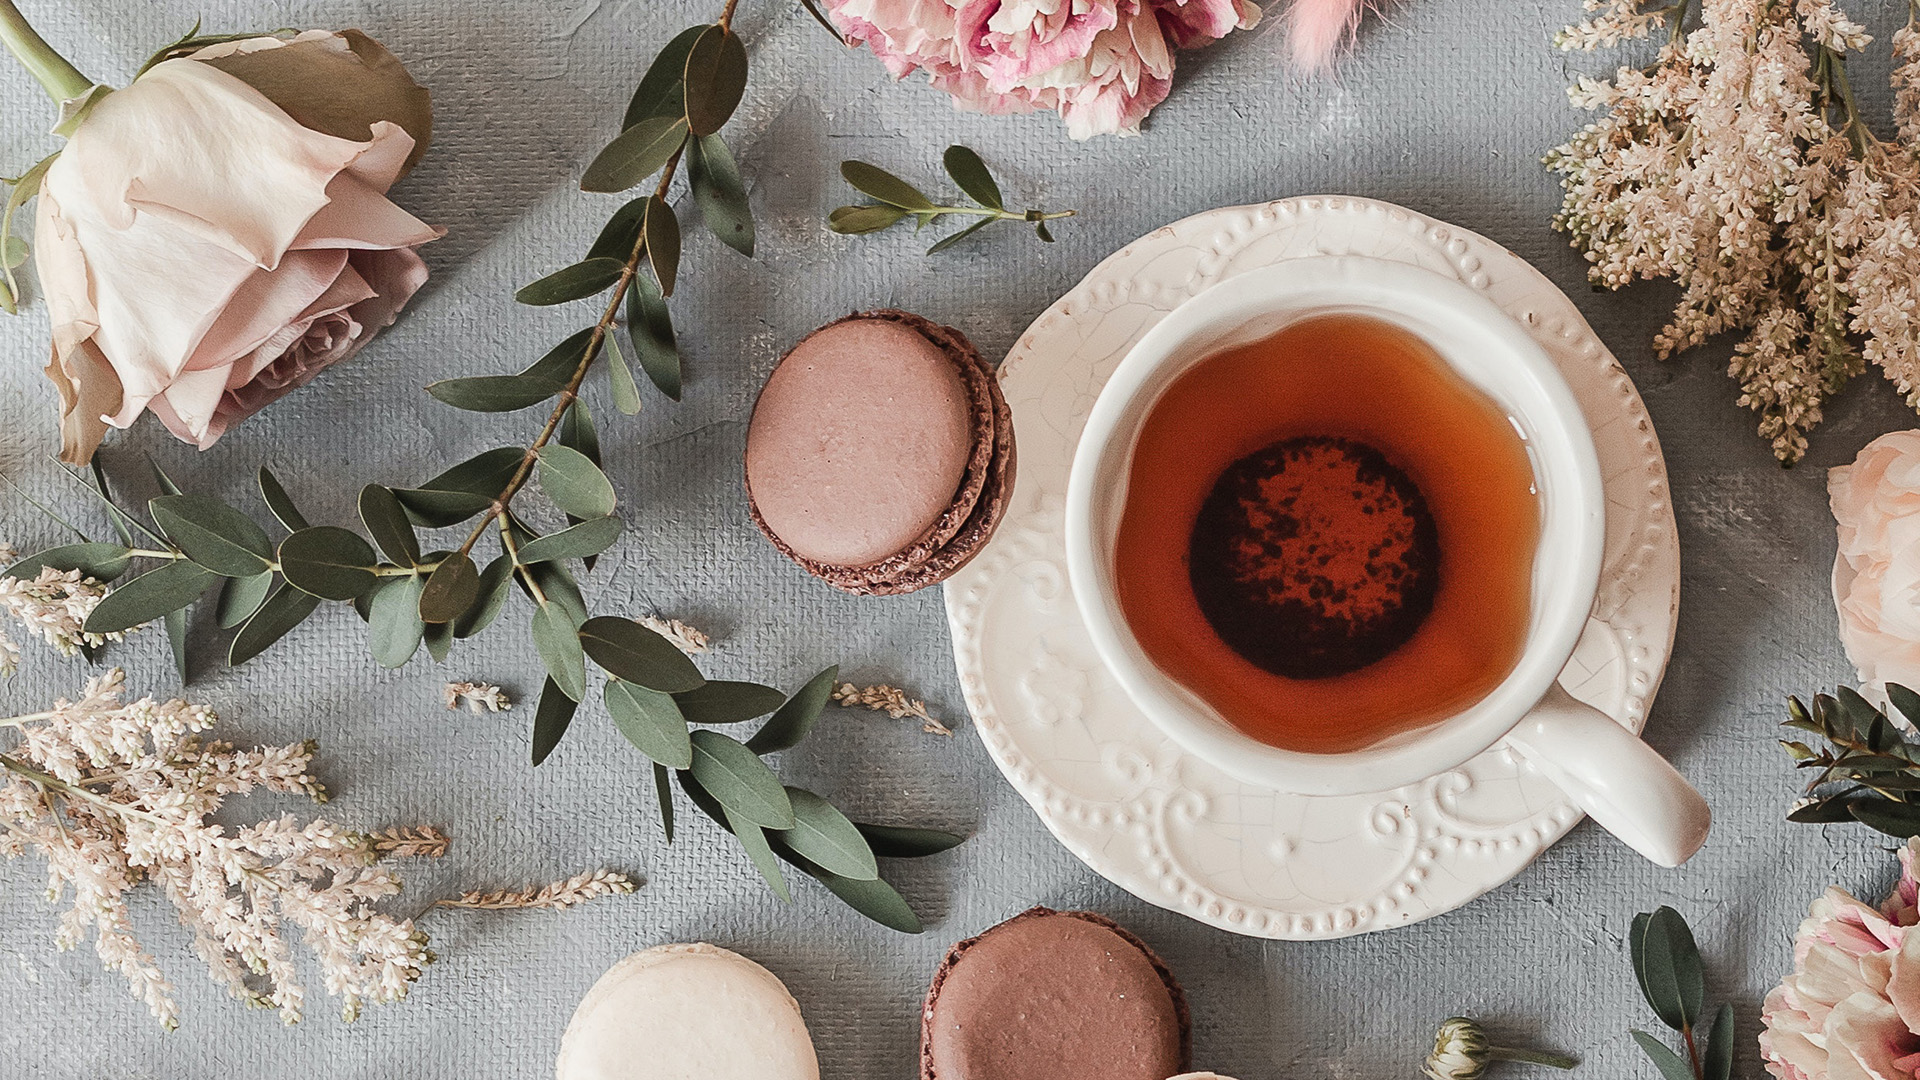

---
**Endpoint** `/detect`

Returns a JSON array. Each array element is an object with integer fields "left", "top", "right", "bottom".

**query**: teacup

[{"left": 1064, "top": 255, "right": 1711, "bottom": 867}]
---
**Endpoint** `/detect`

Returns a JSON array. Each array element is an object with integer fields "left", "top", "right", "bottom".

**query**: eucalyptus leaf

[
  {"left": 643, "top": 195, "right": 680, "bottom": 297},
  {"left": 396, "top": 447, "right": 524, "bottom": 527},
  {"left": 624, "top": 24, "right": 706, "bottom": 128},
  {"left": 559, "top": 399, "right": 603, "bottom": 467},
  {"left": 1630, "top": 1032, "right": 1697, "bottom": 1080},
  {"left": 537, "top": 445, "right": 617, "bottom": 519},
  {"left": 425, "top": 373, "right": 564, "bottom": 413},
  {"left": 454, "top": 555, "right": 514, "bottom": 638},
  {"left": 1890, "top": 684, "right": 1920, "bottom": 729},
  {"left": 582, "top": 114, "right": 688, "bottom": 194},
  {"left": 228, "top": 584, "right": 321, "bottom": 665},
  {"left": 164, "top": 606, "right": 189, "bottom": 683},
  {"left": 689, "top": 730, "right": 794, "bottom": 829},
  {"left": 828, "top": 204, "right": 908, "bottom": 235},
  {"left": 514, "top": 516, "right": 624, "bottom": 564},
  {"left": 579, "top": 616, "right": 704, "bottom": 692},
  {"left": 423, "top": 618, "right": 453, "bottom": 663},
  {"left": 1035, "top": 218, "right": 1055, "bottom": 243},
  {"left": 278, "top": 527, "right": 378, "bottom": 601},
  {"left": 840, "top": 161, "right": 933, "bottom": 211},
  {"left": 777, "top": 787, "right": 878, "bottom": 880},
  {"left": 942, "top": 145, "right": 1002, "bottom": 210},
  {"left": 855, "top": 823, "right": 966, "bottom": 858},
  {"left": 1634, "top": 906, "right": 1704, "bottom": 1031},
  {"left": 516, "top": 257, "right": 626, "bottom": 306},
  {"left": 532, "top": 602, "right": 588, "bottom": 702},
  {"left": 147, "top": 456, "right": 183, "bottom": 497},
  {"left": 682, "top": 25, "right": 748, "bottom": 137},
  {"left": 150, "top": 494, "right": 273, "bottom": 578},
  {"left": 768, "top": 838, "right": 923, "bottom": 934},
  {"left": 605, "top": 678, "right": 693, "bottom": 768},
  {"left": 215, "top": 570, "right": 275, "bottom": 629},
  {"left": 257, "top": 466, "right": 310, "bottom": 532},
  {"left": 605, "top": 328, "right": 643, "bottom": 416},
  {"left": 628, "top": 274, "right": 681, "bottom": 400},
  {"left": 688, "top": 133, "right": 754, "bottom": 257},
  {"left": 587, "top": 197, "right": 646, "bottom": 262},
  {"left": 523, "top": 555, "right": 589, "bottom": 628},
  {"left": 654, "top": 762, "right": 676, "bottom": 842},
  {"left": 1788, "top": 797, "right": 1859, "bottom": 824},
  {"left": 367, "top": 574, "right": 425, "bottom": 668},
  {"left": 747, "top": 665, "right": 838, "bottom": 754},
  {"left": 673, "top": 681, "right": 784, "bottom": 725},
  {"left": 926, "top": 216, "right": 995, "bottom": 255},
  {"left": 5, "top": 542, "right": 132, "bottom": 582},
  {"left": 358, "top": 485, "right": 421, "bottom": 567},
  {"left": 84, "top": 559, "right": 216, "bottom": 635},
  {"left": 531, "top": 677, "right": 578, "bottom": 766},
  {"left": 1850, "top": 799, "right": 1920, "bottom": 837},
  {"left": 419, "top": 553, "right": 480, "bottom": 624},
  {"left": 725, "top": 806, "right": 792, "bottom": 902},
  {"left": 522, "top": 327, "right": 599, "bottom": 385},
  {"left": 1704, "top": 1002, "right": 1734, "bottom": 1080},
  {"left": 679, "top": 767, "right": 727, "bottom": 827}
]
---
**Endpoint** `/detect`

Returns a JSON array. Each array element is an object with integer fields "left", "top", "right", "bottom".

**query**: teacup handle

[{"left": 1503, "top": 682, "right": 1712, "bottom": 867}]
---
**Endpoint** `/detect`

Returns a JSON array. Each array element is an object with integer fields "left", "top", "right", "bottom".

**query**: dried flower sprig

[
  {"left": 433, "top": 869, "right": 636, "bottom": 911},
  {"left": 833, "top": 682, "right": 953, "bottom": 736},
  {"left": 1625, "top": 906, "right": 1735, "bottom": 1080},
  {"left": 1423, "top": 1017, "right": 1577, "bottom": 1080},
  {"left": 367, "top": 825, "right": 452, "bottom": 859},
  {"left": 1546, "top": 0, "right": 1920, "bottom": 463},
  {"left": 444, "top": 681, "right": 511, "bottom": 713},
  {"left": 829, "top": 146, "right": 1077, "bottom": 253},
  {"left": 1779, "top": 683, "right": 1920, "bottom": 836}
]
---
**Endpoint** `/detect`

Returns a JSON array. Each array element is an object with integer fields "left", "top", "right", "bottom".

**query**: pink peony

[
  {"left": 1761, "top": 839, "right": 1920, "bottom": 1080},
  {"left": 1829, "top": 432, "right": 1920, "bottom": 702},
  {"left": 828, "top": 0, "right": 1259, "bottom": 138}
]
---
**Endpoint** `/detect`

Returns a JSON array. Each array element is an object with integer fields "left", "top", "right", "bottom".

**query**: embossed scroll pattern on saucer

[{"left": 943, "top": 197, "right": 1680, "bottom": 941}]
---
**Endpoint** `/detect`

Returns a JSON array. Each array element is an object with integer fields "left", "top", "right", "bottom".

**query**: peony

[
  {"left": 829, "top": 0, "right": 1259, "bottom": 138},
  {"left": 1829, "top": 431, "right": 1920, "bottom": 701},
  {"left": 1761, "top": 839, "right": 1920, "bottom": 1080},
  {"left": 10, "top": 25, "right": 441, "bottom": 463}
]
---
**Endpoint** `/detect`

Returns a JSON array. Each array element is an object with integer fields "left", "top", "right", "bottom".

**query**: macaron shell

[
  {"left": 556, "top": 943, "right": 820, "bottom": 1080},
  {"left": 920, "top": 908, "right": 1190, "bottom": 1080}
]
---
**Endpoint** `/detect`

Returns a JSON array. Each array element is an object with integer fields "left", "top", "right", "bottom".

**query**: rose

[
  {"left": 18, "top": 29, "right": 441, "bottom": 463},
  {"left": 1829, "top": 431, "right": 1920, "bottom": 701}
]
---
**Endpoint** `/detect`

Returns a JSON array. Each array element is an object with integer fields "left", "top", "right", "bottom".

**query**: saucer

[{"left": 942, "top": 197, "right": 1680, "bottom": 940}]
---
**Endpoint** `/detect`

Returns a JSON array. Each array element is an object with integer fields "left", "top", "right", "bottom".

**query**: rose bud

[{"left": 1, "top": 13, "right": 443, "bottom": 463}]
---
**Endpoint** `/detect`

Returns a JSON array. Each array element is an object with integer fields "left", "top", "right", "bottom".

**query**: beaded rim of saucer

[{"left": 942, "top": 196, "right": 1680, "bottom": 940}]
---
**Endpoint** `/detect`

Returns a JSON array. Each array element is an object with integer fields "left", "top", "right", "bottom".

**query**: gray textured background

[{"left": 0, "top": 1, "right": 1913, "bottom": 1077}]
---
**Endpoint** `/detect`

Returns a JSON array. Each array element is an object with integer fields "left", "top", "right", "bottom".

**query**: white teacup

[{"left": 1064, "top": 256, "right": 1711, "bottom": 867}]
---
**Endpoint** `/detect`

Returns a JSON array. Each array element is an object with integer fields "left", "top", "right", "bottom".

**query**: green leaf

[
  {"left": 516, "top": 257, "right": 627, "bottom": 306},
  {"left": 768, "top": 837, "right": 923, "bottom": 933},
  {"left": 0, "top": 153, "right": 53, "bottom": 310},
  {"left": 514, "top": 516, "right": 624, "bottom": 564},
  {"left": 1889, "top": 684, "right": 1920, "bottom": 729},
  {"left": 278, "top": 527, "right": 378, "bottom": 601},
  {"left": 424, "top": 617, "right": 454, "bottom": 663},
  {"left": 522, "top": 327, "right": 600, "bottom": 384},
  {"left": 228, "top": 584, "right": 321, "bottom": 665},
  {"left": 532, "top": 602, "right": 587, "bottom": 701},
  {"left": 1850, "top": 799, "right": 1920, "bottom": 837},
  {"left": 582, "top": 114, "right": 689, "bottom": 194},
  {"left": 777, "top": 787, "right": 878, "bottom": 880},
  {"left": 942, "top": 145, "right": 1002, "bottom": 210},
  {"left": 628, "top": 274, "right": 681, "bottom": 401},
  {"left": 419, "top": 553, "right": 480, "bottom": 624},
  {"left": 215, "top": 570, "right": 275, "bottom": 628},
  {"left": 654, "top": 762, "right": 676, "bottom": 842},
  {"left": 367, "top": 574, "right": 426, "bottom": 667},
  {"left": 559, "top": 398, "right": 603, "bottom": 466},
  {"left": 1035, "top": 218, "right": 1055, "bottom": 243},
  {"left": 1788, "top": 798, "right": 1859, "bottom": 824},
  {"left": 83, "top": 560, "right": 216, "bottom": 635},
  {"left": 855, "top": 823, "right": 966, "bottom": 858},
  {"left": 673, "top": 681, "right": 784, "bottom": 725},
  {"left": 1634, "top": 906, "right": 1704, "bottom": 1032},
  {"left": 840, "top": 161, "right": 933, "bottom": 211},
  {"left": 150, "top": 494, "right": 273, "bottom": 578},
  {"left": 147, "top": 455, "right": 183, "bottom": 497},
  {"left": 579, "top": 616, "right": 705, "bottom": 692},
  {"left": 396, "top": 448, "right": 524, "bottom": 527},
  {"left": 688, "top": 133, "right": 754, "bottom": 257},
  {"left": 587, "top": 197, "right": 646, "bottom": 262},
  {"left": 827, "top": 204, "right": 908, "bottom": 235},
  {"left": 624, "top": 25, "right": 707, "bottom": 128},
  {"left": 682, "top": 25, "right": 748, "bottom": 136},
  {"left": 531, "top": 677, "right": 578, "bottom": 766},
  {"left": 454, "top": 555, "right": 514, "bottom": 638},
  {"left": 2, "top": 235, "right": 27, "bottom": 269},
  {"left": 1704, "top": 1002, "right": 1734, "bottom": 1080},
  {"left": 643, "top": 195, "right": 680, "bottom": 297},
  {"left": 926, "top": 215, "right": 996, "bottom": 255},
  {"left": 5, "top": 542, "right": 132, "bottom": 582},
  {"left": 1630, "top": 1032, "right": 1696, "bottom": 1080},
  {"left": 605, "top": 678, "right": 693, "bottom": 768},
  {"left": 425, "top": 373, "right": 564, "bottom": 413},
  {"left": 522, "top": 554, "right": 589, "bottom": 628},
  {"left": 605, "top": 328, "right": 644, "bottom": 416},
  {"left": 257, "top": 466, "right": 310, "bottom": 531},
  {"left": 164, "top": 606, "right": 189, "bottom": 683},
  {"left": 689, "top": 730, "right": 794, "bottom": 828},
  {"left": 678, "top": 768, "right": 728, "bottom": 826},
  {"left": 537, "top": 445, "right": 617, "bottom": 519},
  {"left": 747, "top": 665, "right": 838, "bottom": 754},
  {"left": 358, "top": 485, "right": 421, "bottom": 567},
  {"left": 725, "top": 806, "right": 792, "bottom": 901}
]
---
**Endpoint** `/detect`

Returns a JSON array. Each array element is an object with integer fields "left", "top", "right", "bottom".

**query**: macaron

[
  {"left": 556, "top": 943, "right": 819, "bottom": 1080},
  {"left": 920, "top": 907, "right": 1190, "bottom": 1080},
  {"left": 745, "top": 309, "right": 1015, "bottom": 595}
]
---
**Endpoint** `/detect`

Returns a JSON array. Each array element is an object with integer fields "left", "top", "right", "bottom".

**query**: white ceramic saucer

[{"left": 943, "top": 197, "right": 1680, "bottom": 940}]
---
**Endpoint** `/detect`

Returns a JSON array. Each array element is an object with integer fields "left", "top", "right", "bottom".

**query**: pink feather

[{"left": 1284, "top": 0, "right": 1368, "bottom": 74}]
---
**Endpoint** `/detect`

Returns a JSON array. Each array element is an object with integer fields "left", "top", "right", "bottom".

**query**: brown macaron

[
  {"left": 745, "top": 310, "right": 1015, "bottom": 596},
  {"left": 920, "top": 907, "right": 1191, "bottom": 1080}
]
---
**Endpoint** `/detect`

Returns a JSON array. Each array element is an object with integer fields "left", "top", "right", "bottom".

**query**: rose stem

[
  {"left": 0, "top": 0, "right": 93, "bottom": 105},
  {"left": 1488, "top": 1046, "right": 1579, "bottom": 1070}
]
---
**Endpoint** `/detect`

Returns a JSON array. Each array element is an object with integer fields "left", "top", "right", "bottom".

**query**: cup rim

[{"left": 1063, "top": 255, "right": 1606, "bottom": 796}]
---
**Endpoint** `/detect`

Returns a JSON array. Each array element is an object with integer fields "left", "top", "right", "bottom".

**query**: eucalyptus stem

[
  {"left": 1489, "top": 1047, "right": 1580, "bottom": 1070},
  {"left": 0, "top": 0, "right": 93, "bottom": 104},
  {"left": 927, "top": 205, "right": 1078, "bottom": 222}
]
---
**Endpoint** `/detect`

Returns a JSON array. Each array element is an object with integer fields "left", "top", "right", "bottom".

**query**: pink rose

[
  {"left": 31, "top": 30, "right": 442, "bottom": 464},
  {"left": 1829, "top": 431, "right": 1920, "bottom": 700}
]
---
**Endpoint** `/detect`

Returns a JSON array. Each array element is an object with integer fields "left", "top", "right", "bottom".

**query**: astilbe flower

[
  {"left": 1760, "top": 837, "right": 1920, "bottom": 1079},
  {"left": 1547, "top": 0, "right": 1920, "bottom": 463},
  {"left": 828, "top": 0, "right": 1260, "bottom": 139},
  {"left": 0, "top": 544, "right": 133, "bottom": 675},
  {"left": 0, "top": 670, "right": 434, "bottom": 1027}
]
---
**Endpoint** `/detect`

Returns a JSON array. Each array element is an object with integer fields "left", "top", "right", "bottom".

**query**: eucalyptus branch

[{"left": 829, "top": 146, "right": 1078, "bottom": 253}]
